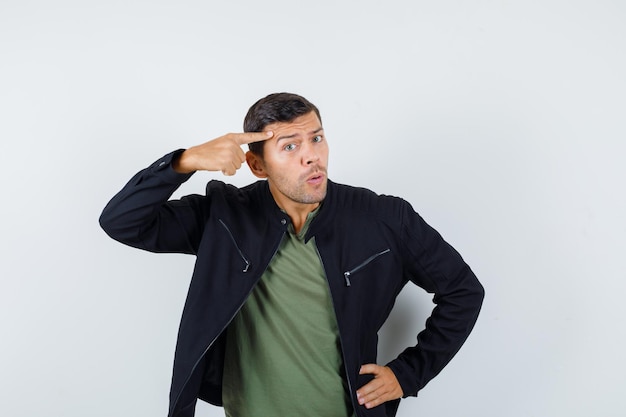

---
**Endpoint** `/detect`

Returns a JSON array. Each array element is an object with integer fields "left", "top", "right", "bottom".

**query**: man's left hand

[{"left": 356, "top": 364, "right": 404, "bottom": 409}]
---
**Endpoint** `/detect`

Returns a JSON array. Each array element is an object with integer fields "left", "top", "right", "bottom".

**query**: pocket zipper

[
  {"left": 218, "top": 219, "right": 251, "bottom": 272},
  {"left": 343, "top": 248, "right": 391, "bottom": 287}
]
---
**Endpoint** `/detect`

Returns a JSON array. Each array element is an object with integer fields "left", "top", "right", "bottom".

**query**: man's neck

[
  {"left": 287, "top": 204, "right": 320, "bottom": 234},
  {"left": 268, "top": 187, "right": 320, "bottom": 234}
]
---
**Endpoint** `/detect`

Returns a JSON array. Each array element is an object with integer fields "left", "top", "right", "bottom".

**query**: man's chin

[{"left": 303, "top": 189, "right": 327, "bottom": 205}]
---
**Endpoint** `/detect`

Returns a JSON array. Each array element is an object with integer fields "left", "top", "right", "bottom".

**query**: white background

[{"left": 1, "top": 1, "right": 625, "bottom": 416}]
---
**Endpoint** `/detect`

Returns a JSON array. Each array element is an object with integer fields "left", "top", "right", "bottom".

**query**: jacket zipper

[
  {"left": 343, "top": 248, "right": 391, "bottom": 287},
  {"left": 219, "top": 219, "right": 251, "bottom": 272},
  {"left": 170, "top": 230, "right": 286, "bottom": 416},
  {"left": 314, "top": 245, "right": 358, "bottom": 416}
]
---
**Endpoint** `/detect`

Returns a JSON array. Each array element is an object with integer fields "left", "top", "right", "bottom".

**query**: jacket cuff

[
  {"left": 386, "top": 358, "right": 419, "bottom": 398},
  {"left": 148, "top": 149, "right": 194, "bottom": 184}
]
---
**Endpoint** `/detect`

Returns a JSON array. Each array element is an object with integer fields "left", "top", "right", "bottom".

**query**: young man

[{"left": 100, "top": 93, "right": 484, "bottom": 417}]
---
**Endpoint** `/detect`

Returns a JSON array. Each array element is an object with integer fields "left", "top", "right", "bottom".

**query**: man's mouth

[{"left": 305, "top": 171, "right": 326, "bottom": 185}]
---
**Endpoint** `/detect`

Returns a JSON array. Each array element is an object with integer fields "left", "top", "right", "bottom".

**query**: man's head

[
  {"left": 244, "top": 92, "right": 322, "bottom": 157},
  {"left": 243, "top": 93, "right": 329, "bottom": 212}
]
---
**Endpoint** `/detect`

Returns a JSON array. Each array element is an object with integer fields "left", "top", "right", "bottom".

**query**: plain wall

[{"left": 1, "top": 1, "right": 625, "bottom": 416}]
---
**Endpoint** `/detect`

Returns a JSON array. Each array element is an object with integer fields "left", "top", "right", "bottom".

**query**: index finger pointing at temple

[{"left": 234, "top": 130, "right": 274, "bottom": 145}]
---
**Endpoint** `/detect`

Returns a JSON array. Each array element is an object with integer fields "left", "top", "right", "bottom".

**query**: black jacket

[{"left": 99, "top": 150, "right": 485, "bottom": 417}]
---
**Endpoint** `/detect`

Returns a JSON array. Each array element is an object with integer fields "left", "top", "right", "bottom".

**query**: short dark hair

[{"left": 244, "top": 92, "right": 322, "bottom": 156}]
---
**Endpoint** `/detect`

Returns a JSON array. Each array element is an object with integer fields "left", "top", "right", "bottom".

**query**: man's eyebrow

[
  {"left": 275, "top": 133, "right": 298, "bottom": 142},
  {"left": 275, "top": 127, "right": 324, "bottom": 142}
]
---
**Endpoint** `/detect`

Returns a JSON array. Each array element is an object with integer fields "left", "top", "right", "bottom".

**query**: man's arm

[
  {"left": 357, "top": 201, "right": 484, "bottom": 408},
  {"left": 389, "top": 204, "right": 484, "bottom": 396},
  {"left": 99, "top": 131, "right": 272, "bottom": 253}
]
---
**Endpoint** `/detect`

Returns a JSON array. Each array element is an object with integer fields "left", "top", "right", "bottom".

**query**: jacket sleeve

[
  {"left": 385, "top": 202, "right": 485, "bottom": 397},
  {"left": 99, "top": 149, "right": 207, "bottom": 255}
]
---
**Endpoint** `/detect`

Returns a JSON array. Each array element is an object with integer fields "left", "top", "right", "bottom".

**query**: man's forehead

[{"left": 264, "top": 112, "right": 322, "bottom": 136}]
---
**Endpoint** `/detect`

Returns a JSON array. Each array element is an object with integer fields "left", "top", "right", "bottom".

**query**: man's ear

[{"left": 246, "top": 151, "right": 268, "bottom": 178}]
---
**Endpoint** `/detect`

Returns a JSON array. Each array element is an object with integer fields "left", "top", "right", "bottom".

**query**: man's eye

[
  {"left": 312, "top": 135, "right": 323, "bottom": 142},
  {"left": 284, "top": 143, "right": 297, "bottom": 151}
]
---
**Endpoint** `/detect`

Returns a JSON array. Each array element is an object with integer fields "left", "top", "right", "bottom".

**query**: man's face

[{"left": 249, "top": 111, "right": 329, "bottom": 211}]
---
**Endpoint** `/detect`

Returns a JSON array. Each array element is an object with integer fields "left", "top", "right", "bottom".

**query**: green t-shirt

[{"left": 222, "top": 209, "right": 352, "bottom": 417}]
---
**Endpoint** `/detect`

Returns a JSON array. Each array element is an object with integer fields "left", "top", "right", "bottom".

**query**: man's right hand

[{"left": 173, "top": 131, "right": 273, "bottom": 175}]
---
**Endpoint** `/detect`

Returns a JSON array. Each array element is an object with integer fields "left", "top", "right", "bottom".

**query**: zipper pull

[{"left": 343, "top": 271, "right": 352, "bottom": 287}]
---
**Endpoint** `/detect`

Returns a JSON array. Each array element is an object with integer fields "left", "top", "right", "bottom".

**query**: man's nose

[{"left": 302, "top": 143, "right": 320, "bottom": 165}]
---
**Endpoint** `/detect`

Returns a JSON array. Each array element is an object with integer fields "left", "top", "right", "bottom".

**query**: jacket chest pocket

[{"left": 343, "top": 248, "right": 391, "bottom": 287}]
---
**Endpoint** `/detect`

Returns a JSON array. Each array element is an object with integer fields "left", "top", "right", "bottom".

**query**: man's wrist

[{"left": 172, "top": 149, "right": 195, "bottom": 174}]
